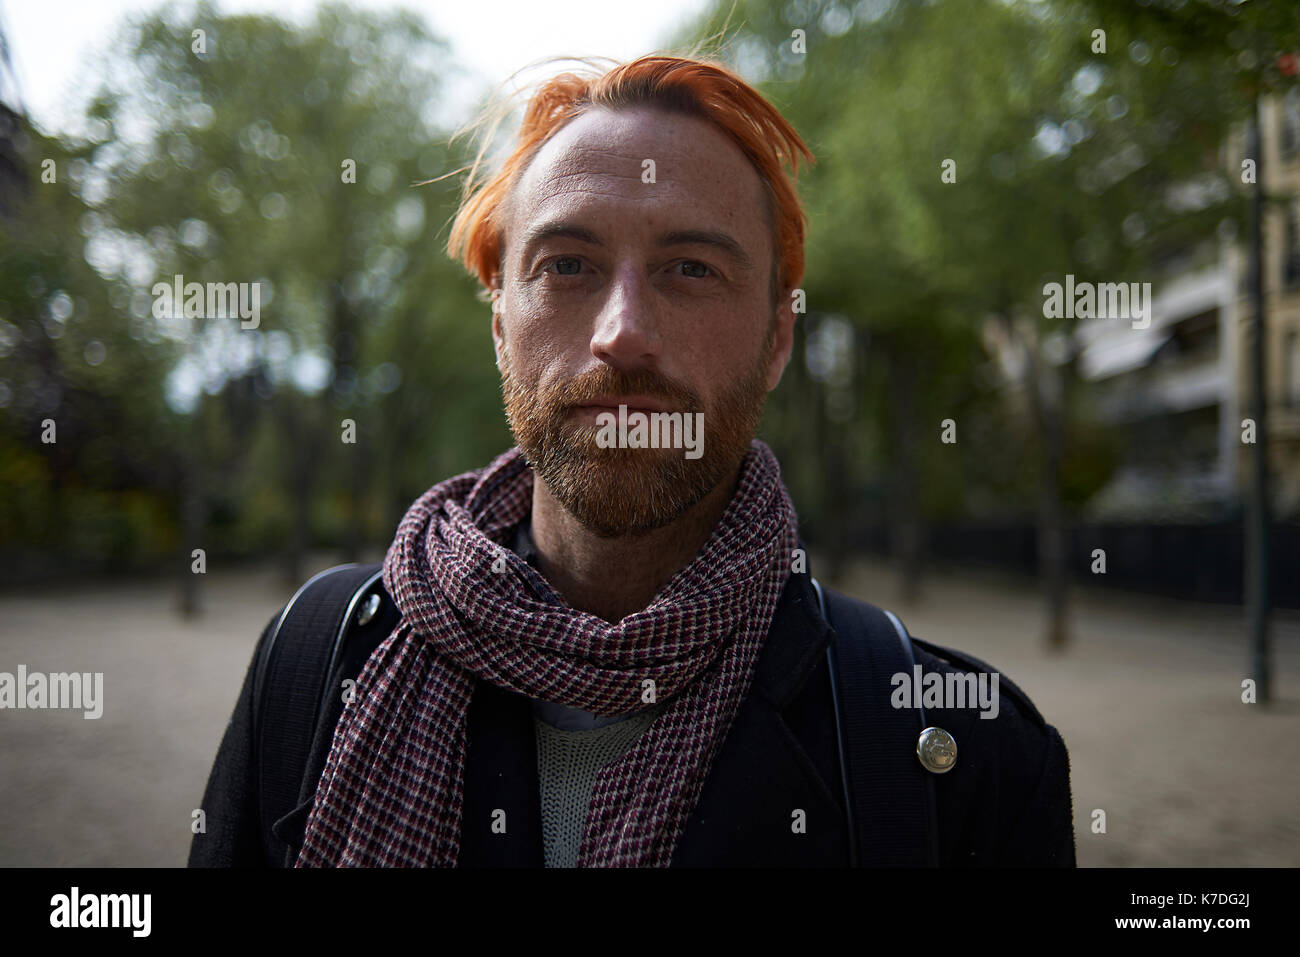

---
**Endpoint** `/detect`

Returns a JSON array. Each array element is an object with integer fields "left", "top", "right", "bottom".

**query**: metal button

[
  {"left": 916, "top": 727, "right": 957, "bottom": 774},
  {"left": 356, "top": 592, "right": 381, "bottom": 627}
]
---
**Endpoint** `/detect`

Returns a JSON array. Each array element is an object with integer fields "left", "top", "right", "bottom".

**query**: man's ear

[
  {"left": 490, "top": 284, "right": 505, "bottom": 373},
  {"left": 764, "top": 288, "right": 799, "bottom": 391}
]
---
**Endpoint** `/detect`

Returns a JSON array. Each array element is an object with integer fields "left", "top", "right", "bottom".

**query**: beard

[{"left": 500, "top": 331, "right": 774, "bottom": 538}]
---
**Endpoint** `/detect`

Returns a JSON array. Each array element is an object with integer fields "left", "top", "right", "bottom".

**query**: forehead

[{"left": 505, "top": 105, "right": 770, "bottom": 251}]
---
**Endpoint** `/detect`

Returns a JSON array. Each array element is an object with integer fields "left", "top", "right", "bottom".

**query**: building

[{"left": 1027, "top": 90, "right": 1300, "bottom": 524}]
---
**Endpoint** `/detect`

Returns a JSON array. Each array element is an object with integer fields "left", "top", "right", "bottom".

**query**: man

[{"left": 189, "top": 55, "right": 1075, "bottom": 868}]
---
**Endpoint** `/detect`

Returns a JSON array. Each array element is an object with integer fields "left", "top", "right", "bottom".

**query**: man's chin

[{"left": 533, "top": 446, "right": 721, "bottom": 539}]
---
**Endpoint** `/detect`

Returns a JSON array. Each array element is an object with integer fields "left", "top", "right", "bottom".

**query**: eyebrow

[
  {"left": 518, "top": 221, "right": 754, "bottom": 270},
  {"left": 658, "top": 229, "right": 754, "bottom": 270}
]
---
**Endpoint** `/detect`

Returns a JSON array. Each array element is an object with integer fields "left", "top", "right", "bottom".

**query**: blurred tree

[
  {"left": 2, "top": 1, "right": 511, "bottom": 601},
  {"left": 0, "top": 1, "right": 518, "bottom": 603},
  {"left": 0, "top": 111, "right": 185, "bottom": 582}
]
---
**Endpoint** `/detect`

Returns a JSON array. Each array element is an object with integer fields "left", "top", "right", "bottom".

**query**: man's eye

[
  {"left": 678, "top": 261, "right": 711, "bottom": 278},
  {"left": 551, "top": 257, "right": 582, "bottom": 276}
]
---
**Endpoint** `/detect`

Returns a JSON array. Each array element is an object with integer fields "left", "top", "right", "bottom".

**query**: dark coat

[{"left": 188, "top": 569, "right": 1075, "bottom": 867}]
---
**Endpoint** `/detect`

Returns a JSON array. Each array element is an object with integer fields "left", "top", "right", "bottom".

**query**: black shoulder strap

[
  {"left": 812, "top": 578, "right": 940, "bottom": 867},
  {"left": 251, "top": 562, "right": 389, "bottom": 866}
]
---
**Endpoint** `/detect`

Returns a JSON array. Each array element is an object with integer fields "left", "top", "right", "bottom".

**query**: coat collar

[
  {"left": 751, "top": 567, "right": 834, "bottom": 710},
  {"left": 669, "top": 565, "right": 849, "bottom": 865}
]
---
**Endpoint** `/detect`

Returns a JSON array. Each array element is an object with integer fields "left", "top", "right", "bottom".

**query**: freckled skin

[{"left": 491, "top": 106, "right": 799, "bottom": 623}]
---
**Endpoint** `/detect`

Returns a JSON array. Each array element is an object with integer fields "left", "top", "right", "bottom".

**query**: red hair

[{"left": 446, "top": 55, "right": 815, "bottom": 302}]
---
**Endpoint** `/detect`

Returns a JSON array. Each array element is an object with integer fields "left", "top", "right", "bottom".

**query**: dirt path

[{"left": 0, "top": 562, "right": 303, "bottom": 866}]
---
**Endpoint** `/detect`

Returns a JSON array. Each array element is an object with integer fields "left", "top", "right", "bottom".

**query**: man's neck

[{"left": 529, "top": 462, "right": 742, "bottom": 623}]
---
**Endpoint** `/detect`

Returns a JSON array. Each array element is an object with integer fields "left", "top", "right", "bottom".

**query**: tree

[
  {"left": 680, "top": 0, "right": 1246, "bottom": 648},
  {"left": 59, "top": 0, "right": 506, "bottom": 595}
]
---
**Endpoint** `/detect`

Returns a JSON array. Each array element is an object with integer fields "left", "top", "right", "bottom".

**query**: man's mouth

[{"left": 569, "top": 395, "right": 672, "bottom": 416}]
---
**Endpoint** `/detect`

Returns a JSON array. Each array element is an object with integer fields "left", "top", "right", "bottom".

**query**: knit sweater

[{"left": 532, "top": 703, "right": 663, "bottom": 867}]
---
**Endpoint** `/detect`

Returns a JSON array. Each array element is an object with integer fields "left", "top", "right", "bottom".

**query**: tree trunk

[
  {"left": 1246, "top": 93, "right": 1273, "bottom": 703},
  {"left": 281, "top": 398, "right": 313, "bottom": 587},
  {"left": 889, "top": 342, "right": 924, "bottom": 605},
  {"left": 1023, "top": 323, "right": 1070, "bottom": 651},
  {"left": 343, "top": 433, "right": 364, "bottom": 563},
  {"left": 177, "top": 459, "right": 203, "bottom": 618}
]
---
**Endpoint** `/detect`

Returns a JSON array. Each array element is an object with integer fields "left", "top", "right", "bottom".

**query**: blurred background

[{"left": 0, "top": 0, "right": 1297, "bottom": 867}]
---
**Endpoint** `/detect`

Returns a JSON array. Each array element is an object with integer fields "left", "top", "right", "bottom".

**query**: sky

[{"left": 1, "top": 0, "right": 712, "bottom": 136}]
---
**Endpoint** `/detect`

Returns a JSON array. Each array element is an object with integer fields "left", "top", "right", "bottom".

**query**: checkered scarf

[{"left": 294, "top": 439, "right": 798, "bottom": 867}]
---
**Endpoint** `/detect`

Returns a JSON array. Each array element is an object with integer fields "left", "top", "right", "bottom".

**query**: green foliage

[
  {"left": 678, "top": 0, "right": 1281, "bottom": 534},
  {"left": 0, "top": 0, "right": 505, "bottom": 576}
]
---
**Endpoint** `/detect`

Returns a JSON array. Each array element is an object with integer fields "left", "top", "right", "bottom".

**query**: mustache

[{"left": 545, "top": 366, "right": 702, "bottom": 413}]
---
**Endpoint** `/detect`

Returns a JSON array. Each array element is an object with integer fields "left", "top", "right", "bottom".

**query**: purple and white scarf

[{"left": 295, "top": 439, "right": 798, "bottom": 867}]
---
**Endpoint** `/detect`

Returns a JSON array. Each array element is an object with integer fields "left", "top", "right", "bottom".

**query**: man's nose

[{"left": 589, "top": 262, "right": 658, "bottom": 369}]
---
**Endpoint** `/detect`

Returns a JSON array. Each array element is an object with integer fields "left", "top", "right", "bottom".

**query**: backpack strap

[
  {"left": 812, "top": 578, "right": 940, "bottom": 867},
  {"left": 251, "top": 562, "right": 392, "bottom": 866}
]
